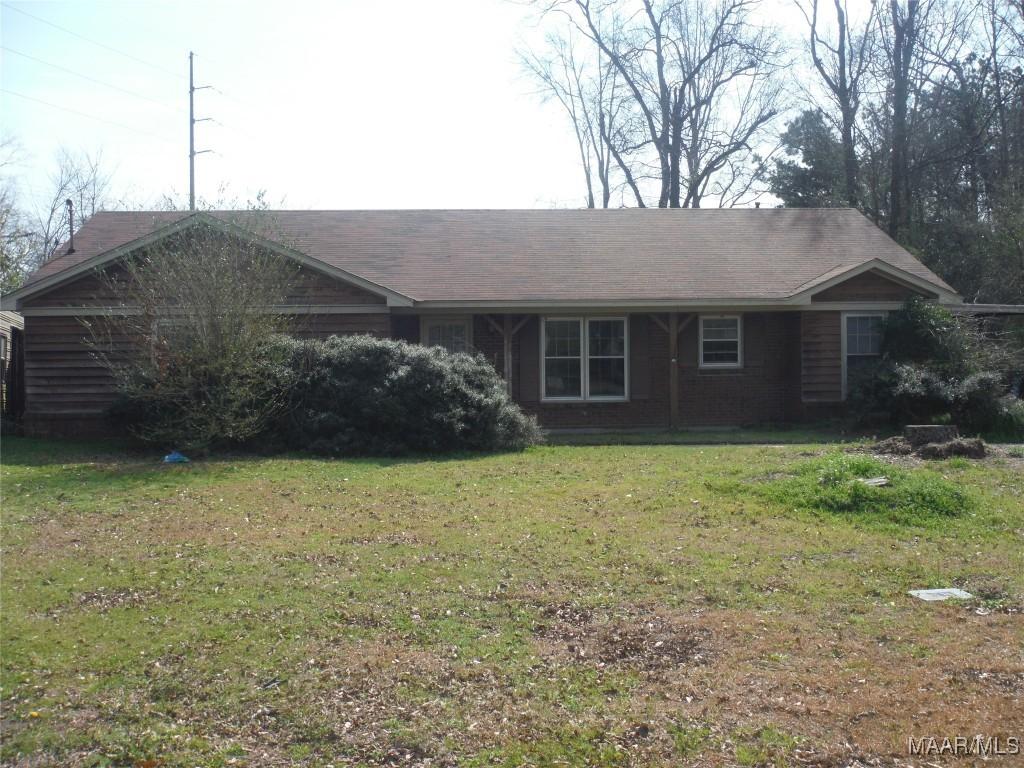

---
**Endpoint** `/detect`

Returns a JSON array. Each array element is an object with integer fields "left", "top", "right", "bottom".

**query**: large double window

[{"left": 542, "top": 317, "right": 627, "bottom": 401}]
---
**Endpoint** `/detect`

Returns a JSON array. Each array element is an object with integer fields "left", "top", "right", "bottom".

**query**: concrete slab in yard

[{"left": 909, "top": 588, "right": 973, "bottom": 601}]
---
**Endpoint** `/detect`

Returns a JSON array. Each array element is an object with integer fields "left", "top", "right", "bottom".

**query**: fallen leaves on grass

[{"left": 534, "top": 602, "right": 710, "bottom": 671}]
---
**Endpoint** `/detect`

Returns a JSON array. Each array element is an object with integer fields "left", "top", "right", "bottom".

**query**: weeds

[{"left": 757, "top": 452, "right": 974, "bottom": 526}]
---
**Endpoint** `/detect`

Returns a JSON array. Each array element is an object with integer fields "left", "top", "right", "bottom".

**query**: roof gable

[
  {"left": 6, "top": 213, "right": 412, "bottom": 309},
  {"left": 809, "top": 267, "right": 937, "bottom": 302}
]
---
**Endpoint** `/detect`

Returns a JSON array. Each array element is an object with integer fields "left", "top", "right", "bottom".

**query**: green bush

[
  {"left": 952, "top": 372, "right": 1006, "bottom": 433},
  {"left": 270, "top": 334, "right": 541, "bottom": 455},
  {"left": 988, "top": 397, "right": 1024, "bottom": 441},
  {"left": 108, "top": 339, "right": 297, "bottom": 451},
  {"left": 759, "top": 452, "right": 973, "bottom": 526},
  {"left": 881, "top": 297, "right": 970, "bottom": 372},
  {"left": 848, "top": 298, "right": 1022, "bottom": 435}
]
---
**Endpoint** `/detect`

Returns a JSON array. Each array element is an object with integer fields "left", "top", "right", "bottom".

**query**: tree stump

[{"left": 904, "top": 425, "right": 959, "bottom": 447}]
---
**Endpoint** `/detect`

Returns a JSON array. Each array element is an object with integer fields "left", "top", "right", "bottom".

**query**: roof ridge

[{"left": 90, "top": 207, "right": 863, "bottom": 215}]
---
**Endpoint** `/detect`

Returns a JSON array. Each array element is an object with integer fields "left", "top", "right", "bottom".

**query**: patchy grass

[{"left": 1, "top": 437, "right": 1022, "bottom": 767}]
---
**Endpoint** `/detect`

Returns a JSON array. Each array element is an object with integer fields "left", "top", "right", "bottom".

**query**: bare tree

[
  {"left": 796, "top": 0, "right": 877, "bottom": 207},
  {"left": 34, "top": 148, "right": 112, "bottom": 263},
  {"left": 522, "top": 31, "right": 623, "bottom": 207},
  {"left": 0, "top": 139, "right": 34, "bottom": 293},
  {"left": 528, "top": 0, "right": 784, "bottom": 208},
  {"left": 85, "top": 213, "right": 301, "bottom": 449},
  {"left": 875, "top": 0, "right": 976, "bottom": 238},
  {"left": 669, "top": 1, "right": 784, "bottom": 207}
]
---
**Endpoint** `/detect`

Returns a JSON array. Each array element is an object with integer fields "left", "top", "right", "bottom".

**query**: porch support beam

[
  {"left": 669, "top": 312, "right": 680, "bottom": 430},
  {"left": 488, "top": 314, "right": 529, "bottom": 396},
  {"left": 503, "top": 314, "right": 513, "bottom": 395}
]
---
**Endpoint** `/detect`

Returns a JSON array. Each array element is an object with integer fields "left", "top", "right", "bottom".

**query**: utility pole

[{"left": 188, "top": 51, "right": 212, "bottom": 210}]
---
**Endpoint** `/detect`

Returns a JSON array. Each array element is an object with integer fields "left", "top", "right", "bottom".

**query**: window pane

[
  {"left": 428, "top": 322, "right": 468, "bottom": 353},
  {"left": 545, "top": 358, "right": 582, "bottom": 398},
  {"left": 544, "top": 320, "right": 581, "bottom": 357},
  {"left": 702, "top": 318, "right": 739, "bottom": 364},
  {"left": 588, "top": 357, "right": 625, "bottom": 397},
  {"left": 846, "top": 316, "right": 882, "bottom": 356},
  {"left": 588, "top": 319, "right": 625, "bottom": 357},
  {"left": 703, "top": 343, "right": 739, "bottom": 363},
  {"left": 702, "top": 319, "right": 738, "bottom": 340}
]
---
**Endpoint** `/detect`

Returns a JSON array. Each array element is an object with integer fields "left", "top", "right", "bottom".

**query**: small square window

[{"left": 699, "top": 316, "right": 741, "bottom": 368}]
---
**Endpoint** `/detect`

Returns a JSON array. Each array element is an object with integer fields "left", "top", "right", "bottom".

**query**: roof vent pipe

[
  {"left": 65, "top": 199, "right": 75, "bottom": 254},
  {"left": 754, "top": 202, "right": 761, "bottom": 209}
]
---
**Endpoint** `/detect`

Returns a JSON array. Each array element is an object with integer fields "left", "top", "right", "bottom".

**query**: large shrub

[
  {"left": 849, "top": 298, "right": 1022, "bottom": 436},
  {"left": 107, "top": 341, "right": 296, "bottom": 450},
  {"left": 270, "top": 334, "right": 541, "bottom": 455},
  {"left": 92, "top": 216, "right": 302, "bottom": 451}
]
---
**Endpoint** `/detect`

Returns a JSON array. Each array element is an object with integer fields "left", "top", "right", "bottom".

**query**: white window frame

[
  {"left": 699, "top": 314, "right": 743, "bottom": 369},
  {"left": 421, "top": 315, "right": 473, "bottom": 354},
  {"left": 841, "top": 312, "right": 886, "bottom": 400},
  {"left": 540, "top": 316, "right": 629, "bottom": 402}
]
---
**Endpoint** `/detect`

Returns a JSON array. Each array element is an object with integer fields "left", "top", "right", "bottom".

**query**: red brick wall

[
  {"left": 512, "top": 315, "right": 671, "bottom": 429},
  {"left": 504, "top": 312, "right": 809, "bottom": 430},
  {"left": 676, "top": 313, "right": 803, "bottom": 427}
]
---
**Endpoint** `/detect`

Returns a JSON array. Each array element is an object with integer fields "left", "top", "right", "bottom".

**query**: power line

[
  {"left": 0, "top": 46, "right": 187, "bottom": 115},
  {"left": 1, "top": 88, "right": 177, "bottom": 144},
  {"left": 0, "top": 2, "right": 185, "bottom": 81}
]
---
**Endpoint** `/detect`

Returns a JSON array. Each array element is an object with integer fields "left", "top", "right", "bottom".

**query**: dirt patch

[
  {"left": 535, "top": 602, "right": 709, "bottom": 671},
  {"left": 69, "top": 587, "right": 159, "bottom": 613},
  {"left": 874, "top": 436, "right": 916, "bottom": 456},
  {"left": 952, "top": 668, "right": 1024, "bottom": 695},
  {"left": 918, "top": 437, "right": 987, "bottom": 459},
  {"left": 874, "top": 435, "right": 988, "bottom": 460}
]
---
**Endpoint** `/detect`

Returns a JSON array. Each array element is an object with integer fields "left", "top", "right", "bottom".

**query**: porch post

[
  {"left": 669, "top": 312, "right": 680, "bottom": 430},
  {"left": 503, "top": 313, "right": 513, "bottom": 396}
]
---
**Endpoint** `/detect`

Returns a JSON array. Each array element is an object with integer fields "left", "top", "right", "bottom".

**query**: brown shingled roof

[{"left": 17, "top": 208, "right": 957, "bottom": 303}]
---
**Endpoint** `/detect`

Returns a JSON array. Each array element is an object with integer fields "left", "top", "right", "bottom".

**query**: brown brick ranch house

[{"left": 0, "top": 208, "right": 963, "bottom": 436}]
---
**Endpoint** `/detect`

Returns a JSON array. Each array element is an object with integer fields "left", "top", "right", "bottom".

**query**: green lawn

[{"left": 1, "top": 436, "right": 1022, "bottom": 767}]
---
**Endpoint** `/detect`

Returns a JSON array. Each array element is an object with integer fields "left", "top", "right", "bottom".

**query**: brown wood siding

[
  {"left": 283, "top": 268, "right": 386, "bottom": 305},
  {"left": 23, "top": 315, "right": 116, "bottom": 417},
  {"left": 800, "top": 311, "right": 842, "bottom": 402},
  {"left": 810, "top": 269, "right": 933, "bottom": 302},
  {"left": 22, "top": 311, "right": 391, "bottom": 436},
  {"left": 22, "top": 263, "right": 385, "bottom": 308},
  {"left": 291, "top": 314, "right": 390, "bottom": 339}
]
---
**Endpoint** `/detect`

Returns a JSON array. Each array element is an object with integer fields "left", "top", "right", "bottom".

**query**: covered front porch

[{"left": 391, "top": 311, "right": 811, "bottom": 430}]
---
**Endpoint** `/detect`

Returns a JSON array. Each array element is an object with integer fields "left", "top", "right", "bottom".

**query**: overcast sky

[{"left": 1, "top": 0, "right": 814, "bottom": 213}]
